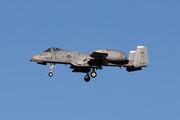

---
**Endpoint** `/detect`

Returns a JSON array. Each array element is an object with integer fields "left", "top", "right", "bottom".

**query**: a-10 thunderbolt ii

[{"left": 30, "top": 46, "right": 149, "bottom": 82}]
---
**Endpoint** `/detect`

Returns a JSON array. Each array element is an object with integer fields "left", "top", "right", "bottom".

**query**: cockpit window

[
  {"left": 44, "top": 48, "right": 51, "bottom": 52},
  {"left": 43, "top": 47, "right": 63, "bottom": 52},
  {"left": 52, "top": 48, "right": 61, "bottom": 52}
]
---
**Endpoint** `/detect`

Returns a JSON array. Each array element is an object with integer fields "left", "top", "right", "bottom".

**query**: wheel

[
  {"left": 48, "top": 72, "right": 53, "bottom": 77},
  {"left": 84, "top": 74, "right": 90, "bottom": 82},
  {"left": 90, "top": 71, "right": 97, "bottom": 78}
]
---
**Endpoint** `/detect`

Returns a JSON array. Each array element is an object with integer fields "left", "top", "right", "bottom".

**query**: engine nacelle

[{"left": 103, "top": 49, "right": 127, "bottom": 61}]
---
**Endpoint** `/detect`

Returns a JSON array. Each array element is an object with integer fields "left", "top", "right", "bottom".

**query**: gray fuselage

[{"left": 31, "top": 50, "right": 89, "bottom": 64}]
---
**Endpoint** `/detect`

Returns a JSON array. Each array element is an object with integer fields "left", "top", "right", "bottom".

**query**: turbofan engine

[{"left": 103, "top": 49, "right": 127, "bottom": 61}]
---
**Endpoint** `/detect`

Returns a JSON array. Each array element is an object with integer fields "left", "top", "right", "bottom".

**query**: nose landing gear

[
  {"left": 48, "top": 72, "right": 53, "bottom": 77},
  {"left": 48, "top": 63, "right": 56, "bottom": 77}
]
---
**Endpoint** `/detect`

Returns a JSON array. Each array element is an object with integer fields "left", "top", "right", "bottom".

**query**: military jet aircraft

[{"left": 30, "top": 46, "right": 149, "bottom": 82}]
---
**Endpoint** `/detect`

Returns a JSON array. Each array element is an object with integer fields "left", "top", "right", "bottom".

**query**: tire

[
  {"left": 90, "top": 71, "right": 97, "bottom": 78},
  {"left": 48, "top": 72, "right": 53, "bottom": 77},
  {"left": 84, "top": 75, "right": 90, "bottom": 82}
]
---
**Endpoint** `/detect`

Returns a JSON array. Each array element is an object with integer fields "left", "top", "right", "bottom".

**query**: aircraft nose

[{"left": 30, "top": 55, "right": 39, "bottom": 61}]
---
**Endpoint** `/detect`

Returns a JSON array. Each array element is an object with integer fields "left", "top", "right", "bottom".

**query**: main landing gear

[
  {"left": 84, "top": 73, "right": 90, "bottom": 82},
  {"left": 90, "top": 71, "right": 97, "bottom": 78},
  {"left": 48, "top": 63, "right": 56, "bottom": 77},
  {"left": 84, "top": 69, "right": 97, "bottom": 82}
]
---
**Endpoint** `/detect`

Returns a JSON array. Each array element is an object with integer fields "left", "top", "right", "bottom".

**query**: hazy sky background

[{"left": 1, "top": 0, "right": 180, "bottom": 120}]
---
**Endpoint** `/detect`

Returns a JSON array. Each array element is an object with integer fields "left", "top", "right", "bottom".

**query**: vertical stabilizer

[
  {"left": 129, "top": 51, "right": 136, "bottom": 61},
  {"left": 134, "top": 46, "right": 149, "bottom": 67}
]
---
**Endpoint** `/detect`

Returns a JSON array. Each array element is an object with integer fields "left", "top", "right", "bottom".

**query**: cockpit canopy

[{"left": 44, "top": 47, "right": 63, "bottom": 52}]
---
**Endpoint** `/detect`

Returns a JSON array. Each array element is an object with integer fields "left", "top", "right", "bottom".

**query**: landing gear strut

[{"left": 48, "top": 63, "right": 56, "bottom": 77}]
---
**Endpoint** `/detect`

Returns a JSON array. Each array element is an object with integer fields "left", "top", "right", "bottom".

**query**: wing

[
  {"left": 70, "top": 50, "right": 109, "bottom": 67},
  {"left": 88, "top": 50, "right": 109, "bottom": 66}
]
